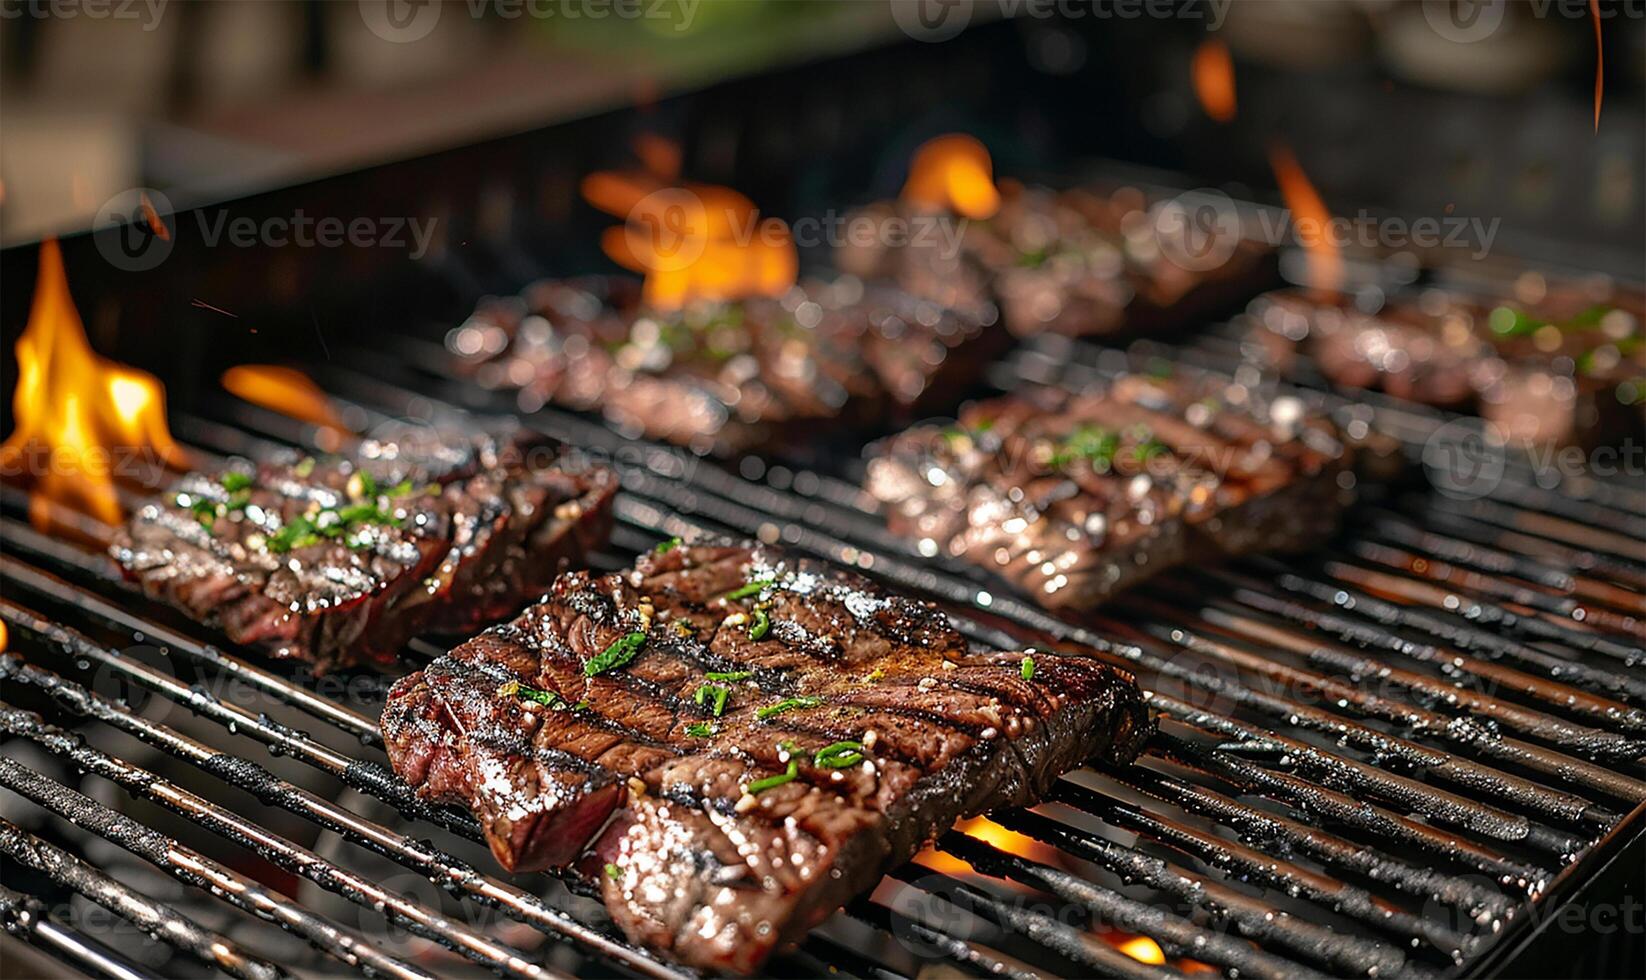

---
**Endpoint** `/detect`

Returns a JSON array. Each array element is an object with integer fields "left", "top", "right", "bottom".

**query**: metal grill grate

[{"left": 1, "top": 336, "right": 1642, "bottom": 980}]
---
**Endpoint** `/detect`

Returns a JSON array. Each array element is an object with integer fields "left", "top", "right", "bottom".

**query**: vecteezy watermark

[
  {"left": 1422, "top": 0, "right": 1646, "bottom": 44},
  {"left": 1423, "top": 417, "right": 1646, "bottom": 500},
  {"left": 891, "top": 0, "right": 1230, "bottom": 42},
  {"left": 92, "top": 187, "right": 438, "bottom": 270},
  {"left": 0, "top": 0, "right": 166, "bottom": 30},
  {"left": 357, "top": 0, "right": 701, "bottom": 43},
  {"left": 1254, "top": 208, "right": 1500, "bottom": 262},
  {"left": 1151, "top": 188, "right": 1244, "bottom": 272}
]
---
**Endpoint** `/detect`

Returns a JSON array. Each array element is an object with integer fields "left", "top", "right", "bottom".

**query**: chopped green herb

[
  {"left": 684, "top": 722, "right": 716, "bottom": 738},
  {"left": 654, "top": 536, "right": 682, "bottom": 555},
  {"left": 356, "top": 470, "right": 378, "bottom": 498},
  {"left": 756, "top": 696, "right": 820, "bottom": 721},
  {"left": 1050, "top": 425, "right": 1119, "bottom": 471},
  {"left": 725, "top": 578, "right": 775, "bottom": 601},
  {"left": 704, "top": 670, "right": 750, "bottom": 682},
  {"left": 1015, "top": 246, "right": 1050, "bottom": 269},
  {"left": 514, "top": 683, "right": 561, "bottom": 707},
  {"left": 1488, "top": 306, "right": 1543, "bottom": 338},
  {"left": 267, "top": 516, "right": 320, "bottom": 553},
  {"left": 694, "top": 682, "right": 731, "bottom": 717},
  {"left": 335, "top": 502, "right": 401, "bottom": 527},
  {"left": 584, "top": 631, "right": 647, "bottom": 677},
  {"left": 220, "top": 471, "right": 253, "bottom": 493},
  {"left": 1144, "top": 357, "right": 1174, "bottom": 380},
  {"left": 749, "top": 608, "right": 771, "bottom": 641},
  {"left": 603, "top": 863, "right": 624, "bottom": 881},
  {"left": 747, "top": 761, "right": 799, "bottom": 795},
  {"left": 293, "top": 457, "right": 316, "bottom": 477},
  {"left": 188, "top": 497, "right": 219, "bottom": 529},
  {"left": 1132, "top": 437, "right": 1169, "bottom": 463},
  {"left": 1021, "top": 656, "right": 1036, "bottom": 681},
  {"left": 813, "top": 740, "right": 866, "bottom": 770},
  {"left": 1562, "top": 305, "right": 1614, "bottom": 331}
]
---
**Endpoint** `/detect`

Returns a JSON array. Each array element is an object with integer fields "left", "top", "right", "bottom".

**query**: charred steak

[
  {"left": 865, "top": 370, "right": 1359, "bottom": 610},
  {"left": 112, "top": 430, "right": 616, "bottom": 673},
  {"left": 448, "top": 276, "right": 1003, "bottom": 456},
  {"left": 1247, "top": 285, "right": 1646, "bottom": 448},
  {"left": 382, "top": 542, "right": 1150, "bottom": 973}
]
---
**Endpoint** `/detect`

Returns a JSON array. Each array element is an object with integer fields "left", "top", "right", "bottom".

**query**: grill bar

[
  {"left": 0, "top": 756, "right": 442, "bottom": 980},
  {"left": 0, "top": 816, "right": 283, "bottom": 980},
  {"left": 0, "top": 599, "right": 693, "bottom": 980},
  {"left": 0, "top": 885, "right": 159, "bottom": 980}
]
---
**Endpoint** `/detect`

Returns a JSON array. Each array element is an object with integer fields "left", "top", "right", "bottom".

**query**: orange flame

[
  {"left": 913, "top": 816, "right": 1064, "bottom": 875},
  {"left": 901, "top": 134, "right": 1001, "bottom": 220},
  {"left": 583, "top": 170, "right": 797, "bottom": 311},
  {"left": 1192, "top": 38, "right": 1237, "bottom": 123},
  {"left": 1, "top": 239, "right": 186, "bottom": 532},
  {"left": 221, "top": 365, "right": 348, "bottom": 446},
  {"left": 1268, "top": 143, "right": 1343, "bottom": 298},
  {"left": 1112, "top": 934, "right": 1168, "bottom": 965}
]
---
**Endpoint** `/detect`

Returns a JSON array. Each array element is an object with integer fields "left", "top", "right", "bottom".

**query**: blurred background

[{"left": 3, "top": 0, "right": 1642, "bottom": 257}]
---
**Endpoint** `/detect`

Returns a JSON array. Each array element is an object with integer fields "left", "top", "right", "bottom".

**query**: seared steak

[
  {"left": 111, "top": 430, "right": 616, "bottom": 673},
  {"left": 865, "top": 370, "right": 1358, "bottom": 610},
  {"left": 382, "top": 542, "right": 1150, "bottom": 973},
  {"left": 449, "top": 277, "right": 1004, "bottom": 456},
  {"left": 1246, "top": 284, "right": 1646, "bottom": 448},
  {"left": 840, "top": 179, "right": 1273, "bottom": 339}
]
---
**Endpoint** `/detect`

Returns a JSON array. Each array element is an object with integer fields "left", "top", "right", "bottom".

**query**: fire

[
  {"left": 1191, "top": 38, "right": 1236, "bottom": 123},
  {"left": 1111, "top": 934, "right": 1167, "bottom": 965},
  {"left": 221, "top": 365, "right": 348, "bottom": 442},
  {"left": 913, "top": 816, "right": 1063, "bottom": 876},
  {"left": 1, "top": 239, "right": 186, "bottom": 532},
  {"left": 1268, "top": 143, "right": 1343, "bottom": 298},
  {"left": 1590, "top": 0, "right": 1604, "bottom": 132},
  {"left": 901, "top": 134, "right": 1001, "bottom": 220},
  {"left": 582, "top": 170, "right": 797, "bottom": 311}
]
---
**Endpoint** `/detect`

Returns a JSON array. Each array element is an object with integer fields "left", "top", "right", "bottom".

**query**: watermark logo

[
  {"left": 1422, "top": 418, "right": 1507, "bottom": 501},
  {"left": 1421, "top": 0, "right": 1507, "bottom": 43},
  {"left": 92, "top": 187, "right": 175, "bottom": 272},
  {"left": 0, "top": 0, "right": 167, "bottom": 31},
  {"left": 1151, "top": 188, "right": 1242, "bottom": 273},
  {"left": 358, "top": 0, "right": 442, "bottom": 43},
  {"left": 891, "top": 0, "right": 975, "bottom": 42}
]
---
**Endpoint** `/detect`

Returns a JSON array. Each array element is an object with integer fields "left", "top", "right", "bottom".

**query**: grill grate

[{"left": 1, "top": 336, "right": 1642, "bottom": 979}]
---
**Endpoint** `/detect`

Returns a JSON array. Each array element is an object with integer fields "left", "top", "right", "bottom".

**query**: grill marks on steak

[
  {"left": 381, "top": 543, "right": 1150, "bottom": 973},
  {"left": 449, "top": 277, "right": 1003, "bottom": 455},
  {"left": 111, "top": 431, "right": 616, "bottom": 673},
  {"left": 865, "top": 371, "right": 1358, "bottom": 610}
]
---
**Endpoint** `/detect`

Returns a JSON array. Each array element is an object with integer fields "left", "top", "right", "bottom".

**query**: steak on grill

[
  {"left": 839, "top": 179, "right": 1273, "bottom": 339},
  {"left": 864, "top": 369, "right": 1359, "bottom": 610},
  {"left": 1246, "top": 284, "right": 1646, "bottom": 448},
  {"left": 382, "top": 542, "right": 1151, "bottom": 973},
  {"left": 111, "top": 429, "right": 617, "bottom": 673},
  {"left": 449, "top": 276, "right": 1004, "bottom": 456}
]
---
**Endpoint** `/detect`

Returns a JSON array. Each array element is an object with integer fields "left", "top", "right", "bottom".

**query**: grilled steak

[
  {"left": 382, "top": 542, "right": 1150, "bottom": 973},
  {"left": 865, "top": 370, "right": 1358, "bottom": 610},
  {"left": 449, "top": 276, "right": 1003, "bottom": 456},
  {"left": 1247, "top": 284, "right": 1646, "bottom": 448},
  {"left": 111, "top": 429, "right": 617, "bottom": 673},
  {"left": 840, "top": 179, "right": 1273, "bottom": 339}
]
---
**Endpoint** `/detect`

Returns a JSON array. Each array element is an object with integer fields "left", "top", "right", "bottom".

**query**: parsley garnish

[
  {"left": 293, "top": 457, "right": 316, "bottom": 477},
  {"left": 693, "top": 682, "right": 731, "bottom": 717},
  {"left": 1021, "top": 656, "right": 1036, "bottom": 681},
  {"left": 684, "top": 722, "right": 715, "bottom": 738},
  {"left": 813, "top": 741, "right": 866, "bottom": 769},
  {"left": 704, "top": 670, "right": 750, "bottom": 681},
  {"left": 267, "top": 516, "right": 321, "bottom": 553},
  {"left": 1050, "top": 425, "right": 1119, "bottom": 471},
  {"left": 604, "top": 863, "right": 624, "bottom": 880},
  {"left": 756, "top": 696, "right": 820, "bottom": 721},
  {"left": 725, "top": 578, "right": 774, "bottom": 601},
  {"left": 654, "top": 536, "right": 682, "bottom": 555},
  {"left": 749, "top": 608, "right": 771, "bottom": 641},
  {"left": 1132, "top": 437, "right": 1169, "bottom": 463},
  {"left": 747, "top": 761, "right": 799, "bottom": 795},
  {"left": 221, "top": 471, "right": 253, "bottom": 493},
  {"left": 1488, "top": 306, "right": 1543, "bottom": 338},
  {"left": 514, "top": 683, "right": 561, "bottom": 707},
  {"left": 584, "top": 631, "right": 646, "bottom": 677}
]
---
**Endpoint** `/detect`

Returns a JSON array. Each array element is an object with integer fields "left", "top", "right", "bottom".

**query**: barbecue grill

[{"left": 3, "top": 13, "right": 1643, "bottom": 980}]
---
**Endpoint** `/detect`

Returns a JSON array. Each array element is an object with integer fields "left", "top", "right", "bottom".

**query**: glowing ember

[
  {"left": 1268, "top": 142, "right": 1344, "bottom": 298},
  {"left": 1590, "top": 0, "right": 1604, "bottom": 132},
  {"left": 582, "top": 171, "right": 797, "bottom": 310},
  {"left": 901, "top": 133, "right": 1001, "bottom": 220},
  {"left": 1, "top": 239, "right": 186, "bottom": 532},
  {"left": 1191, "top": 38, "right": 1237, "bottom": 123},
  {"left": 221, "top": 364, "right": 348, "bottom": 438},
  {"left": 0, "top": 620, "right": 7, "bottom": 653},
  {"left": 912, "top": 816, "right": 1064, "bottom": 875},
  {"left": 1112, "top": 933, "right": 1167, "bottom": 965}
]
